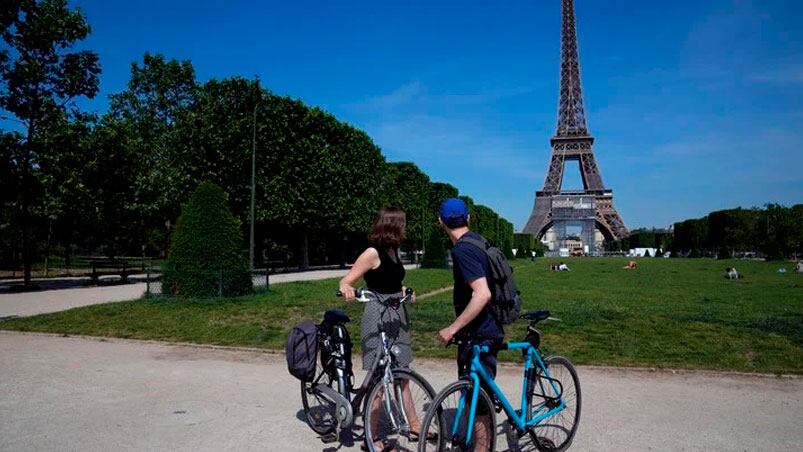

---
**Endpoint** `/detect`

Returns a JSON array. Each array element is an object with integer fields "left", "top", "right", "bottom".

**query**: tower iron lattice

[{"left": 523, "top": 0, "right": 627, "bottom": 252}]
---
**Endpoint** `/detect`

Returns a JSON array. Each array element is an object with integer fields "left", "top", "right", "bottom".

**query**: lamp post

[{"left": 250, "top": 96, "right": 257, "bottom": 271}]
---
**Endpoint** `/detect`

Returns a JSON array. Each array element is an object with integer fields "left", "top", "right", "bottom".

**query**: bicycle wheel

[
  {"left": 417, "top": 380, "right": 497, "bottom": 452},
  {"left": 363, "top": 368, "right": 436, "bottom": 452},
  {"left": 301, "top": 377, "right": 338, "bottom": 436},
  {"left": 511, "top": 355, "right": 580, "bottom": 452}
]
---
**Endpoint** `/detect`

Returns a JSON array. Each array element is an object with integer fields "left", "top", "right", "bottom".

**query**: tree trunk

[
  {"left": 65, "top": 243, "right": 71, "bottom": 271},
  {"left": 22, "top": 225, "right": 32, "bottom": 286},
  {"left": 298, "top": 230, "right": 309, "bottom": 270},
  {"left": 338, "top": 235, "right": 347, "bottom": 269},
  {"left": 43, "top": 221, "right": 52, "bottom": 277}
]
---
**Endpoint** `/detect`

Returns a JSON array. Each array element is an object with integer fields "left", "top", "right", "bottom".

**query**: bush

[
  {"left": 717, "top": 246, "right": 731, "bottom": 260},
  {"left": 421, "top": 231, "right": 449, "bottom": 269},
  {"left": 162, "top": 182, "right": 252, "bottom": 297}
]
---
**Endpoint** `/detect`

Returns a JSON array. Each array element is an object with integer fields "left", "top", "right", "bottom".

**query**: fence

[{"left": 145, "top": 267, "right": 269, "bottom": 298}]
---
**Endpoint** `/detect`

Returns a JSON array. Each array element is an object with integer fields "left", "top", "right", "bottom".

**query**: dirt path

[
  {"left": 0, "top": 265, "right": 418, "bottom": 319},
  {"left": 1, "top": 331, "right": 800, "bottom": 451}
]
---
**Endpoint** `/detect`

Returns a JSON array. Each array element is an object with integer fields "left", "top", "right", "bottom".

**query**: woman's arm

[{"left": 338, "top": 247, "right": 381, "bottom": 300}]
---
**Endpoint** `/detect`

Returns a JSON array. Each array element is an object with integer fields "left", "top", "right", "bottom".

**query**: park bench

[{"left": 88, "top": 258, "right": 131, "bottom": 284}]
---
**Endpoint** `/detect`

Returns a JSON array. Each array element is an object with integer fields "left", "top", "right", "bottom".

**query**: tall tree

[
  {"left": 381, "top": 162, "right": 431, "bottom": 252},
  {"left": 0, "top": 0, "right": 101, "bottom": 286},
  {"left": 108, "top": 53, "right": 197, "bottom": 253}
]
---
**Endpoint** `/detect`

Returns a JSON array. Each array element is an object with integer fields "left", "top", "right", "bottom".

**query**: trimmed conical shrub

[{"left": 162, "top": 182, "right": 252, "bottom": 297}]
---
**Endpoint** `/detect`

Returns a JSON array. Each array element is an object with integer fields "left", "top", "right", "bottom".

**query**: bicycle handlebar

[{"left": 335, "top": 287, "right": 414, "bottom": 304}]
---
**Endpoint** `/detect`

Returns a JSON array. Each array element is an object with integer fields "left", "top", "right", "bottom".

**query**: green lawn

[{"left": 2, "top": 258, "right": 801, "bottom": 374}]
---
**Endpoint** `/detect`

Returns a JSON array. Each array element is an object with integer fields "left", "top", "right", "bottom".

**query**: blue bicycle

[{"left": 417, "top": 310, "right": 581, "bottom": 452}]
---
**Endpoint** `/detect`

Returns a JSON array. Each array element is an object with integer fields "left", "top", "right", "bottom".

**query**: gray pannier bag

[{"left": 286, "top": 321, "right": 318, "bottom": 382}]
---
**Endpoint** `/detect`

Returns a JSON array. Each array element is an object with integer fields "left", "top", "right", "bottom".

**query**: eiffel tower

[{"left": 523, "top": 0, "right": 627, "bottom": 252}]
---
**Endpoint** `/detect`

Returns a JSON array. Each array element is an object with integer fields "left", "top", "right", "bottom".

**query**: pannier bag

[{"left": 286, "top": 321, "right": 318, "bottom": 381}]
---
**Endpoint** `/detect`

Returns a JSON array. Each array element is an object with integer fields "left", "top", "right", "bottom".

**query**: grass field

[{"left": 2, "top": 258, "right": 801, "bottom": 374}]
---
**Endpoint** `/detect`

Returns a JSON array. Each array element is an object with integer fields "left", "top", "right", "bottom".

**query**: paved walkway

[
  {"left": 1, "top": 332, "right": 800, "bottom": 452},
  {"left": 0, "top": 266, "right": 417, "bottom": 318}
]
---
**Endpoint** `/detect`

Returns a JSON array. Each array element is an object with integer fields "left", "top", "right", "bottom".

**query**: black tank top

[{"left": 363, "top": 247, "right": 405, "bottom": 294}]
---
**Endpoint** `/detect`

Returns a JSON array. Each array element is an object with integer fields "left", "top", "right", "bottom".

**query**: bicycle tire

[
  {"left": 363, "top": 368, "right": 436, "bottom": 452},
  {"left": 512, "top": 355, "right": 581, "bottom": 452},
  {"left": 417, "top": 379, "right": 497, "bottom": 452}
]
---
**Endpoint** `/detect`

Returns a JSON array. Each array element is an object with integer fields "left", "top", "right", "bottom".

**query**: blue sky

[{"left": 14, "top": 0, "right": 803, "bottom": 229}]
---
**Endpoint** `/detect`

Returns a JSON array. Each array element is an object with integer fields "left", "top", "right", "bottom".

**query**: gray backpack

[
  {"left": 459, "top": 234, "right": 522, "bottom": 325},
  {"left": 286, "top": 321, "right": 318, "bottom": 382}
]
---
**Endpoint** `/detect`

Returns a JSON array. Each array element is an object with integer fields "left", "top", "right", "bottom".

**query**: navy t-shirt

[{"left": 451, "top": 231, "right": 504, "bottom": 340}]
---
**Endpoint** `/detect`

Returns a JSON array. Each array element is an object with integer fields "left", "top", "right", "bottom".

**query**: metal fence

[{"left": 144, "top": 268, "right": 269, "bottom": 298}]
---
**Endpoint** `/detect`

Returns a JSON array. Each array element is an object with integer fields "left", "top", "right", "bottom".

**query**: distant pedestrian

[
  {"left": 796, "top": 260, "right": 803, "bottom": 274},
  {"left": 724, "top": 267, "right": 741, "bottom": 280}
]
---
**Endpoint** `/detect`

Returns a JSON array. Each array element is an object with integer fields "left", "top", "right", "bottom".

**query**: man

[{"left": 436, "top": 198, "right": 503, "bottom": 451}]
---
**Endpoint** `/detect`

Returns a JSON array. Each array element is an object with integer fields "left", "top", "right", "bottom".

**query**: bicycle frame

[
  {"left": 310, "top": 317, "right": 408, "bottom": 431},
  {"left": 455, "top": 342, "right": 566, "bottom": 444}
]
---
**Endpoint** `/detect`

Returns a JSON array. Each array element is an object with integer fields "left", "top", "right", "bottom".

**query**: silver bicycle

[{"left": 300, "top": 288, "right": 436, "bottom": 452}]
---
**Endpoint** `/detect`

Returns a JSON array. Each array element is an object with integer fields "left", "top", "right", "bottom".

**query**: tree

[
  {"left": 108, "top": 53, "right": 198, "bottom": 250},
  {"left": 256, "top": 100, "right": 386, "bottom": 268},
  {"left": 0, "top": 0, "right": 101, "bottom": 286},
  {"left": 672, "top": 218, "right": 707, "bottom": 256},
  {"left": 472, "top": 204, "right": 499, "bottom": 245},
  {"left": 498, "top": 218, "right": 515, "bottom": 259},
  {"left": 162, "top": 182, "right": 251, "bottom": 297},
  {"left": 791, "top": 205, "right": 803, "bottom": 258},
  {"left": 35, "top": 112, "right": 97, "bottom": 269},
  {"left": 421, "top": 229, "right": 449, "bottom": 269},
  {"left": 381, "top": 162, "right": 430, "bottom": 253},
  {"left": 172, "top": 77, "right": 260, "bottom": 227},
  {"left": 760, "top": 204, "right": 793, "bottom": 261},
  {"left": 418, "top": 181, "right": 459, "bottom": 260}
]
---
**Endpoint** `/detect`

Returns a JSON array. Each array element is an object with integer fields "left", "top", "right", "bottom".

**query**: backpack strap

[{"left": 457, "top": 234, "right": 489, "bottom": 253}]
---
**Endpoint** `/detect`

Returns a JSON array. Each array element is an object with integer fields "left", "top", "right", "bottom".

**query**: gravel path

[
  {"left": 0, "top": 266, "right": 417, "bottom": 318},
  {"left": 1, "top": 331, "right": 800, "bottom": 452}
]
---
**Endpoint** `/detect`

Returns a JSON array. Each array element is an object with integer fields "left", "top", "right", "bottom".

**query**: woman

[{"left": 339, "top": 207, "right": 419, "bottom": 451}]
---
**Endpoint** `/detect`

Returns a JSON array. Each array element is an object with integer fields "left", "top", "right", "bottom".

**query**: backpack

[
  {"left": 286, "top": 321, "right": 319, "bottom": 382},
  {"left": 458, "top": 234, "right": 522, "bottom": 325}
]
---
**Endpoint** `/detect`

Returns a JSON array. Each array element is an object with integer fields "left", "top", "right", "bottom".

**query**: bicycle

[
  {"left": 417, "top": 310, "right": 581, "bottom": 452},
  {"left": 300, "top": 287, "right": 436, "bottom": 452}
]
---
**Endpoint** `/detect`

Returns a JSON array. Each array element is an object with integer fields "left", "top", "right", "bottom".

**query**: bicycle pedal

[{"left": 320, "top": 432, "right": 339, "bottom": 443}]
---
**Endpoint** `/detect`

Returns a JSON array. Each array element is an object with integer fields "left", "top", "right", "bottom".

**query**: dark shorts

[{"left": 457, "top": 338, "right": 502, "bottom": 413}]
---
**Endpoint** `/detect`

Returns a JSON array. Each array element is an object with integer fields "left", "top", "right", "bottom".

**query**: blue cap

[{"left": 439, "top": 198, "right": 469, "bottom": 227}]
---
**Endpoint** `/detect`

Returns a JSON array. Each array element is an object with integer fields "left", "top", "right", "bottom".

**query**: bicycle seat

[
  {"left": 520, "top": 310, "right": 550, "bottom": 323},
  {"left": 324, "top": 310, "right": 350, "bottom": 324}
]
